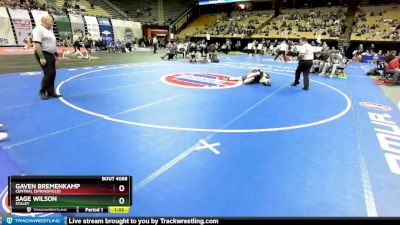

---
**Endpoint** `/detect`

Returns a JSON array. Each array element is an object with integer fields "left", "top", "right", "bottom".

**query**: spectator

[
  {"left": 384, "top": 51, "right": 400, "bottom": 85},
  {"left": 152, "top": 36, "right": 158, "bottom": 54},
  {"left": 82, "top": 33, "right": 93, "bottom": 60},
  {"left": 274, "top": 40, "right": 288, "bottom": 61}
]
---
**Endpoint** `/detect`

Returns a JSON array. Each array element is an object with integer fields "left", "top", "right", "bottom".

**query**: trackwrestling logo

[
  {"left": 161, "top": 73, "right": 242, "bottom": 89},
  {"left": 0, "top": 186, "right": 53, "bottom": 217}
]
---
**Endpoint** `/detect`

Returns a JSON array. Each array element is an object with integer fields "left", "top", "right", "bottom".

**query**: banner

[
  {"left": 84, "top": 16, "right": 100, "bottom": 40},
  {"left": 110, "top": 19, "right": 124, "bottom": 42},
  {"left": 53, "top": 13, "right": 72, "bottom": 42},
  {"left": 126, "top": 21, "right": 142, "bottom": 39},
  {"left": 8, "top": 8, "right": 32, "bottom": 45},
  {"left": 98, "top": 17, "right": 113, "bottom": 45},
  {"left": 31, "top": 10, "right": 49, "bottom": 28},
  {"left": 111, "top": 19, "right": 142, "bottom": 42},
  {"left": 68, "top": 13, "right": 85, "bottom": 41},
  {"left": 0, "top": 7, "right": 16, "bottom": 45}
]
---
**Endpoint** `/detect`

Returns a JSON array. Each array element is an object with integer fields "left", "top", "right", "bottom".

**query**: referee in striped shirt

[
  {"left": 291, "top": 37, "right": 314, "bottom": 91},
  {"left": 33, "top": 15, "right": 62, "bottom": 100}
]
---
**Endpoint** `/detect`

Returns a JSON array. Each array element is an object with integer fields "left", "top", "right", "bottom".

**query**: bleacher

[
  {"left": 164, "top": 0, "right": 191, "bottom": 24},
  {"left": 177, "top": 14, "right": 220, "bottom": 39},
  {"left": 177, "top": 7, "right": 345, "bottom": 40},
  {"left": 351, "top": 4, "right": 400, "bottom": 42},
  {"left": 253, "top": 7, "right": 346, "bottom": 40},
  {"left": 54, "top": 0, "right": 111, "bottom": 18},
  {"left": 108, "top": 0, "right": 157, "bottom": 24},
  {"left": 91, "top": 0, "right": 125, "bottom": 19},
  {"left": 186, "top": 11, "right": 272, "bottom": 38}
]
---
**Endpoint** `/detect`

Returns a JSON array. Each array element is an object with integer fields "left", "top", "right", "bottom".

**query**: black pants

[
  {"left": 274, "top": 50, "right": 287, "bottom": 61},
  {"left": 35, "top": 51, "right": 56, "bottom": 95},
  {"left": 294, "top": 60, "right": 313, "bottom": 89},
  {"left": 153, "top": 44, "right": 157, "bottom": 53},
  {"left": 73, "top": 41, "right": 81, "bottom": 52}
]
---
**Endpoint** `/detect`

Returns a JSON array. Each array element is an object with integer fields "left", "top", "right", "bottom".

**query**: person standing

[
  {"left": 83, "top": 33, "right": 93, "bottom": 60},
  {"left": 73, "top": 31, "right": 82, "bottom": 53},
  {"left": 292, "top": 37, "right": 314, "bottom": 91},
  {"left": 152, "top": 36, "right": 158, "bottom": 54},
  {"left": 274, "top": 40, "right": 288, "bottom": 61},
  {"left": 32, "top": 15, "right": 62, "bottom": 100}
]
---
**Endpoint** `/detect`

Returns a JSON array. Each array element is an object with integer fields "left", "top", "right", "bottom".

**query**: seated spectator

[
  {"left": 384, "top": 51, "right": 400, "bottom": 85},
  {"left": 176, "top": 42, "right": 187, "bottom": 58},
  {"left": 320, "top": 50, "right": 343, "bottom": 78},
  {"left": 161, "top": 42, "right": 178, "bottom": 60},
  {"left": 312, "top": 52, "right": 324, "bottom": 73}
]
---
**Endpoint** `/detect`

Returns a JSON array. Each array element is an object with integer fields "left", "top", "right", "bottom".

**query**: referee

[
  {"left": 33, "top": 15, "right": 62, "bottom": 100},
  {"left": 291, "top": 37, "right": 314, "bottom": 91}
]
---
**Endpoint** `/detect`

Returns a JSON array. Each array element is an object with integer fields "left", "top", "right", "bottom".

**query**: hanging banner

[
  {"left": 126, "top": 21, "right": 142, "bottom": 39},
  {"left": 8, "top": 8, "right": 32, "bottom": 45},
  {"left": 31, "top": 10, "right": 49, "bottom": 28},
  {"left": 69, "top": 13, "right": 85, "bottom": 41},
  {"left": 98, "top": 17, "right": 113, "bottom": 45},
  {"left": 111, "top": 19, "right": 142, "bottom": 42},
  {"left": 0, "top": 7, "right": 16, "bottom": 45},
  {"left": 84, "top": 16, "right": 100, "bottom": 40},
  {"left": 53, "top": 13, "right": 72, "bottom": 42},
  {"left": 111, "top": 19, "right": 124, "bottom": 42}
]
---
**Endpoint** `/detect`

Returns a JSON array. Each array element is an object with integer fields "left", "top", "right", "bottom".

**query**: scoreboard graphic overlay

[{"left": 8, "top": 176, "right": 132, "bottom": 213}]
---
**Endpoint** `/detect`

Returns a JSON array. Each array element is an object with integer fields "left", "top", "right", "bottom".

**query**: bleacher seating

[
  {"left": 164, "top": 0, "right": 192, "bottom": 25},
  {"left": 197, "top": 11, "right": 273, "bottom": 38},
  {"left": 177, "top": 7, "right": 345, "bottom": 40},
  {"left": 92, "top": 0, "right": 125, "bottom": 19},
  {"left": 253, "top": 7, "right": 345, "bottom": 40},
  {"left": 54, "top": 0, "right": 111, "bottom": 18},
  {"left": 177, "top": 14, "right": 220, "bottom": 39},
  {"left": 0, "top": 0, "right": 56, "bottom": 11},
  {"left": 351, "top": 4, "right": 400, "bottom": 42},
  {"left": 109, "top": 0, "right": 157, "bottom": 24}
]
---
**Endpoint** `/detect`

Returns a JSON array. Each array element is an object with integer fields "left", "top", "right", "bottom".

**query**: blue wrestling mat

[{"left": 0, "top": 55, "right": 399, "bottom": 216}]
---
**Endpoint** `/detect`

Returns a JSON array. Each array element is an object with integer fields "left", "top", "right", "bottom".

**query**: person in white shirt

[
  {"left": 274, "top": 40, "right": 288, "bottom": 62},
  {"left": 152, "top": 36, "right": 158, "bottom": 54},
  {"left": 292, "top": 37, "right": 314, "bottom": 90},
  {"left": 32, "top": 15, "right": 61, "bottom": 100}
]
